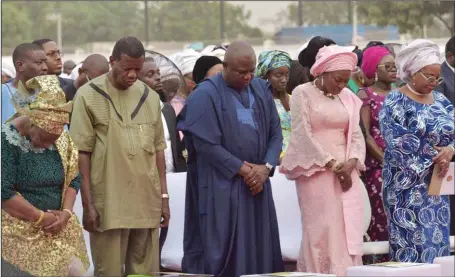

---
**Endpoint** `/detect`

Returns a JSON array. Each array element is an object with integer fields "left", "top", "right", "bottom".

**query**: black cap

[
  {"left": 193, "top": 56, "right": 223, "bottom": 84},
  {"left": 298, "top": 36, "right": 336, "bottom": 68}
]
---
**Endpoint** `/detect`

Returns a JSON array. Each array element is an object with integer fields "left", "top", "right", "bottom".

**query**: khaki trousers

[{"left": 90, "top": 228, "right": 159, "bottom": 277}]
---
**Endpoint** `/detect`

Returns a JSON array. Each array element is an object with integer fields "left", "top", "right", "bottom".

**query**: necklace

[
  {"left": 406, "top": 84, "right": 425, "bottom": 96},
  {"left": 312, "top": 80, "right": 334, "bottom": 99}
]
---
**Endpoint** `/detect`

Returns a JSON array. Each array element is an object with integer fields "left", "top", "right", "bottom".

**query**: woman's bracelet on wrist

[
  {"left": 62, "top": 209, "right": 73, "bottom": 218},
  {"left": 33, "top": 210, "right": 45, "bottom": 226}
]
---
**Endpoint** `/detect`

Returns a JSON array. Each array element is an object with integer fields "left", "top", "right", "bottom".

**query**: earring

[
  {"left": 375, "top": 73, "right": 378, "bottom": 82},
  {"left": 321, "top": 76, "right": 324, "bottom": 87}
]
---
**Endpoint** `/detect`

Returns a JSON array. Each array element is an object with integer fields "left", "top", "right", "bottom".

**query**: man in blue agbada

[{"left": 177, "top": 41, "right": 284, "bottom": 277}]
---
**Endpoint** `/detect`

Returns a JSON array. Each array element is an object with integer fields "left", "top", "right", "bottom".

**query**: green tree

[
  {"left": 279, "top": 1, "right": 351, "bottom": 26},
  {"left": 1, "top": 1, "right": 142, "bottom": 50},
  {"left": 1, "top": 3, "right": 34, "bottom": 45},
  {"left": 58, "top": 2, "right": 142, "bottom": 46},
  {"left": 279, "top": 1, "right": 453, "bottom": 36},
  {"left": 1, "top": 1, "right": 261, "bottom": 51},
  {"left": 146, "top": 1, "right": 262, "bottom": 42},
  {"left": 357, "top": 1, "right": 454, "bottom": 35},
  {"left": 2, "top": 1, "right": 56, "bottom": 52}
]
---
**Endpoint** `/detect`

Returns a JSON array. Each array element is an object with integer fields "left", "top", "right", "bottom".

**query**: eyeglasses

[
  {"left": 377, "top": 63, "right": 397, "bottom": 72},
  {"left": 46, "top": 50, "right": 64, "bottom": 58},
  {"left": 419, "top": 72, "right": 443, "bottom": 85}
]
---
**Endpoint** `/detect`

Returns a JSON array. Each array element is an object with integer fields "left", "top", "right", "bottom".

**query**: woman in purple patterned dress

[{"left": 358, "top": 46, "right": 397, "bottom": 263}]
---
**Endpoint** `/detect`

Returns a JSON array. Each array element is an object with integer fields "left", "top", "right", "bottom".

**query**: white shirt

[
  {"left": 59, "top": 72, "right": 71, "bottom": 79},
  {"left": 161, "top": 101, "right": 175, "bottom": 173}
]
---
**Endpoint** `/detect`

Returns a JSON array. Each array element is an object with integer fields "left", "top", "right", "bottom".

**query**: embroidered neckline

[
  {"left": 2, "top": 124, "right": 56, "bottom": 154},
  {"left": 10, "top": 83, "right": 38, "bottom": 109}
]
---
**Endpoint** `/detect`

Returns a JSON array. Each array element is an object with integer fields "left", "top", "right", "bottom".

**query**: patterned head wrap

[
  {"left": 396, "top": 39, "right": 441, "bottom": 84},
  {"left": 361, "top": 46, "right": 391, "bottom": 79},
  {"left": 14, "top": 75, "right": 72, "bottom": 135},
  {"left": 310, "top": 45, "right": 358, "bottom": 77},
  {"left": 255, "top": 50, "right": 292, "bottom": 79}
]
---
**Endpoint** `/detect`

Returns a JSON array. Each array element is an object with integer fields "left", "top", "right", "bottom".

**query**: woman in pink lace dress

[{"left": 280, "top": 45, "right": 366, "bottom": 276}]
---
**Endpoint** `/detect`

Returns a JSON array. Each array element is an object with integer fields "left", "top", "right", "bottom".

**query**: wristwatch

[
  {"left": 265, "top": 163, "right": 273, "bottom": 171},
  {"left": 162, "top": 194, "right": 170, "bottom": 199}
]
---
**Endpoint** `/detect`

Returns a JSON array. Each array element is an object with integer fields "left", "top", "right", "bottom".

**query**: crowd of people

[{"left": 1, "top": 34, "right": 454, "bottom": 277}]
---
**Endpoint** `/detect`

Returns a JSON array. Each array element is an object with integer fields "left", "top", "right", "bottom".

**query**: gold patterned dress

[{"left": 1, "top": 124, "right": 89, "bottom": 276}]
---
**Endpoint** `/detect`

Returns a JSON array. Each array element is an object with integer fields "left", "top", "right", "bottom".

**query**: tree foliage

[
  {"left": 146, "top": 1, "right": 262, "bottom": 42},
  {"left": 279, "top": 1, "right": 351, "bottom": 27},
  {"left": 281, "top": 1, "right": 453, "bottom": 35},
  {"left": 357, "top": 1, "right": 454, "bottom": 35},
  {"left": 1, "top": 1, "right": 262, "bottom": 50}
]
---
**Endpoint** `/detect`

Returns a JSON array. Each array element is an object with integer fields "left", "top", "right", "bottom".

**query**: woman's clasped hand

[
  {"left": 328, "top": 159, "right": 358, "bottom": 192},
  {"left": 433, "top": 146, "right": 455, "bottom": 177},
  {"left": 37, "top": 210, "right": 72, "bottom": 235}
]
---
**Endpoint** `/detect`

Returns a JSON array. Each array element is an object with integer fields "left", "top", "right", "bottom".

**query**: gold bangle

[
  {"left": 62, "top": 209, "right": 73, "bottom": 217},
  {"left": 33, "top": 211, "right": 45, "bottom": 226}
]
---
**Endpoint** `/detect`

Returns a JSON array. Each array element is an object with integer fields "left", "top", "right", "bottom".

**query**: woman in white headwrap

[
  {"left": 379, "top": 39, "right": 454, "bottom": 263},
  {"left": 169, "top": 49, "right": 202, "bottom": 116},
  {"left": 2, "top": 63, "right": 16, "bottom": 83}
]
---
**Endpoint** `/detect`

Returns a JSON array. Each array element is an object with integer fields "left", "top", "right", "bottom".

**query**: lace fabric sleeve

[
  {"left": 349, "top": 122, "right": 366, "bottom": 171},
  {"left": 280, "top": 87, "right": 334, "bottom": 179}
]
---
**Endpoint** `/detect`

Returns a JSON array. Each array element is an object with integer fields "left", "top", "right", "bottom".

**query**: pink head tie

[
  {"left": 310, "top": 45, "right": 358, "bottom": 77},
  {"left": 361, "top": 46, "right": 391, "bottom": 79}
]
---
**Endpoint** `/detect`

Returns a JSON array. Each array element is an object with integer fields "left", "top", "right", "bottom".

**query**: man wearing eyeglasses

[{"left": 32, "top": 38, "right": 74, "bottom": 100}]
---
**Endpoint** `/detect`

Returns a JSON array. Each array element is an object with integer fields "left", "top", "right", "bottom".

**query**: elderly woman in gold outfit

[{"left": 1, "top": 75, "right": 89, "bottom": 276}]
